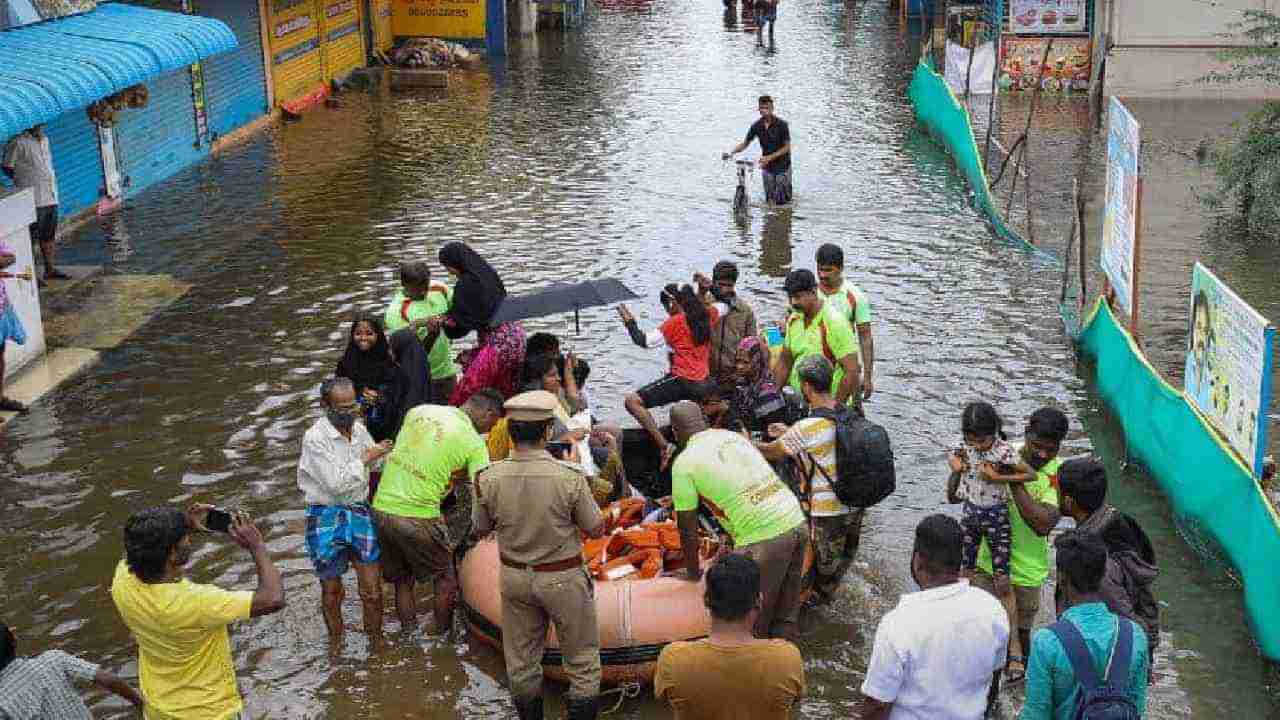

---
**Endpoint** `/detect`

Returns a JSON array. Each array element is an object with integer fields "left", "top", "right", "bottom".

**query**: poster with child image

[{"left": 1184, "top": 262, "right": 1275, "bottom": 476}]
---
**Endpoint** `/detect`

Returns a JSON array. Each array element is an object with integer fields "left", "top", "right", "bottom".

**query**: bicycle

[{"left": 725, "top": 157, "right": 756, "bottom": 215}]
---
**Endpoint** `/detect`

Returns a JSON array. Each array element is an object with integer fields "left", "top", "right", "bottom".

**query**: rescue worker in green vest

[
  {"left": 949, "top": 406, "right": 1067, "bottom": 682},
  {"left": 472, "top": 390, "right": 606, "bottom": 720},
  {"left": 771, "top": 269, "right": 862, "bottom": 408}
]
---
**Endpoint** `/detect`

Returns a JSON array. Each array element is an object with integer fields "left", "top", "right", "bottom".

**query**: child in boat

[{"left": 947, "top": 401, "right": 1035, "bottom": 680}]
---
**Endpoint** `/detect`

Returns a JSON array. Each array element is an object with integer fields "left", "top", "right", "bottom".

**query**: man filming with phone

[{"left": 111, "top": 504, "right": 285, "bottom": 720}]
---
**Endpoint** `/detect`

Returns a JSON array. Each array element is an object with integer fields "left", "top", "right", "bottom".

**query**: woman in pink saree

[{"left": 430, "top": 242, "right": 526, "bottom": 405}]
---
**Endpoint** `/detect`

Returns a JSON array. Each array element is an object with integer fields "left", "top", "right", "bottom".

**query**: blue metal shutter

[
  {"left": 199, "top": 0, "right": 269, "bottom": 137},
  {"left": 114, "top": 68, "right": 206, "bottom": 197},
  {"left": 44, "top": 109, "right": 105, "bottom": 219}
]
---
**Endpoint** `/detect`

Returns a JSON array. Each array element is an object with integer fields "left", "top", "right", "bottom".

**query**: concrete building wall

[{"left": 1098, "top": 0, "right": 1280, "bottom": 98}]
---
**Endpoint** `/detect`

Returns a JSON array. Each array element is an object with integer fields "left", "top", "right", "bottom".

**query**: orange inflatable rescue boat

[{"left": 459, "top": 498, "right": 812, "bottom": 685}]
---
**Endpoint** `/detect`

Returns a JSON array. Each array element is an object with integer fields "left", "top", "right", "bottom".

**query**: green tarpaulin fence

[
  {"left": 1078, "top": 299, "right": 1280, "bottom": 659},
  {"left": 906, "top": 55, "right": 1038, "bottom": 253},
  {"left": 907, "top": 54, "right": 1280, "bottom": 659}
]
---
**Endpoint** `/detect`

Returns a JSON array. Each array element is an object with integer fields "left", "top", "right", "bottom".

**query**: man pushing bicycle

[{"left": 723, "top": 95, "right": 792, "bottom": 206}]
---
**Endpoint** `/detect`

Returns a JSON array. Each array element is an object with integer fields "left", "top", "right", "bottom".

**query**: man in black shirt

[{"left": 723, "top": 96, "right": 792, "bottom": 205}]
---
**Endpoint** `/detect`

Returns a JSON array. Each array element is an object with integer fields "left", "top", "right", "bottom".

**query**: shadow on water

[{"left": 1, "top": 0, "right": 1279, "bottom": 717}]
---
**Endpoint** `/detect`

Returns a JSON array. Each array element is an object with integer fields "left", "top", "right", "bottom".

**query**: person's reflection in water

[
  {"left": 723, "top": 3, "right": 737, "bottom": 30},
  {"left": 758, "top": 209, "right": 793, "bottom": 278}
]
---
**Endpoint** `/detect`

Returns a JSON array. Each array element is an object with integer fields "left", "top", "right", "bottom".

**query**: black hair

[
  {"left": 663, "top": 284, "right": 711, "bottom": 346},
  {"left": 509, "top": 418, "right": 551, "bottom": 446},
  {"left": 961, "top": 401, "right": 1006, "bottom": 441},
  {"left": 712, "top": 260, "right": 739, "bottom": 284},
  {"left": 796, "top": 355, "right": 834, "bottom": 395},
  {"left": 0, "top": 622, "right": 14, "bottom": 673},
  {"left": 320, "top": 376, "right": 354, "bottom": 405},
  {"left": 704, "top": 554, "right": 761, "bottom": 621},
  {"left": 124, "top": 508, "right": 190, "bottom": 583},
  {"left": 526, "top": 332, "right": 560, "bottom": 358},
  {"left": 1027, "top": 407, "right": 1069, "bottom": 443},
  {"left": 758, "top": 95, "right": 774, "bottom": 106},
  {"left": 521, "top": 353, "right": 559, "bottom": 391},
  {"left": 400, "top": 260, "right": 431, "bottom": 288},
  {"left": 783, "top": 268, "right": 817, "bottom": 296},
  {"left": 815, "top": 243, "right": 844, "bottom": 268},
  {"left": 1058, "top": 457, "right": 1108, "bottom": 514},
  {"left": 1054, "top": 530, "right": 1108, "bottom": 594},
  {"left": 466, "top": 388, "right": 504, "bottom": 416},
  {"left": 913, "top": 514, "right": 963, "bottom": 575}
]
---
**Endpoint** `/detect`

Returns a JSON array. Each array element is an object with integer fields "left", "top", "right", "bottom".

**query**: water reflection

[{"left": 0, "top": 0, "right": 1277, "bottom": 717}]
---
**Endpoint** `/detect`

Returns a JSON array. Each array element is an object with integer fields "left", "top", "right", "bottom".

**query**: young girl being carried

[{"left": 946, "top": 401, "right": 1035, "bottom": 682}]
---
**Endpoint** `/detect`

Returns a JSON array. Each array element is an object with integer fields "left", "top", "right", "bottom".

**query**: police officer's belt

[{"left": 500, "top": 555, "right": 583, "bottom": 572}]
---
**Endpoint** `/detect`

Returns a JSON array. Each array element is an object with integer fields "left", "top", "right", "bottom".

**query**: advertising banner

[
  {"left": 998, "top": 37, "right": 1092, "bottom": 92},
  {"left": 1010, "top": 0, "right": 1086, "bottom": 34},
  {"left": 394, "top": 0, "right": 484, "bottom": 39},
  {"left": 1101, "top": 97, "right": 1139, "bottom": 317},
  {"left": 1184, "top": 262, "right": 1276, "bottom": 476}
]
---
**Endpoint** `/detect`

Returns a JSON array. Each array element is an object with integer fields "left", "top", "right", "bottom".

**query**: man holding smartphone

[{"left": 111, "top": 505, "right": 285, "bottom": 720}]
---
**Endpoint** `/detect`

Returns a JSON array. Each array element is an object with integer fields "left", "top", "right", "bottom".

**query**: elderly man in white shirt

[
  {"left": 298, "top": 376, "right": 393, "bottom": 642},
  {"left": 2, "top": 125, "right": 67, "bottom": 281},
  {"left": 858, "top": 514, "right": 1009, "bottom": 720}
]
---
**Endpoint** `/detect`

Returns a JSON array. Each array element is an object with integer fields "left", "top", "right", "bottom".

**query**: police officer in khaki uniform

[{"left": 472, "top": 391, "right": 606, "bottom": 720}]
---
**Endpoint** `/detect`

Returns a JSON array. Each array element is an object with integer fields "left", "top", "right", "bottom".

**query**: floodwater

[{"left": 3, "top": 0, "right": 1279, "bottom": 717}]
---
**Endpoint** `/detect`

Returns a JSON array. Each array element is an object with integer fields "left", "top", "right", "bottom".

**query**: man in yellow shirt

[{"left": 111, "top": 505, "right": 286, "bottom": 720}]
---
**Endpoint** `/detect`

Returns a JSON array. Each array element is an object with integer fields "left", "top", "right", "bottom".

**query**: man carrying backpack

[
  {"left": 757, "top": 355, "right": 895, "bottom": 603},
  {"left": 1056, "top": 458, "right": 1160, "bottom": 670},
  {"left": 1022, "top": 530, "right": 1147, "bottom": 719}
]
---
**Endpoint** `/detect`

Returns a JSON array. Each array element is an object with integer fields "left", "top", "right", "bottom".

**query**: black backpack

[
  {"left": 806, "top": 406, "right": 895, "bottom": 509},
  {"left": 1048, "top": 617, "right": 1141, "bottom": 720}
]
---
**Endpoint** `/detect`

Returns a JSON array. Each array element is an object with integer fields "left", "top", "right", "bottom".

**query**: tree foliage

[{"left": 1199, "top": 10, "right": 1280, "bottom": 236}]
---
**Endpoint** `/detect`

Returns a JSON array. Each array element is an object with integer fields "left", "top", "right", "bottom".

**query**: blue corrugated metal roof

[{"left": 0, "top": 2, "right": 238, "bottom": 141}]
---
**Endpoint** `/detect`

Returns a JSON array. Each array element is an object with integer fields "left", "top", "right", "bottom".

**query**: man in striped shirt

[{"left": 756, "top": 355, "right": 864, "bottom": 603}]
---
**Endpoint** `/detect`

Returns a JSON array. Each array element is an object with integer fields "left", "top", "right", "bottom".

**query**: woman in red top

[{"left": 618, "top": 283, "right": 722, "bottom": 466}]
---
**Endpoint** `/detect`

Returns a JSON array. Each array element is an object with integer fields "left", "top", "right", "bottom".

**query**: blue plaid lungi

[
  {"left": 305, "top": 503, "right": 381, "bottom": 580},
  {"left": 0, "top": 304, "right": 26, "bottom": 346}
]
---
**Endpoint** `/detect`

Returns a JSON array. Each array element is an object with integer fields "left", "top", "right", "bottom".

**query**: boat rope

[{"left": 599, "top": 681, "right": 643, "bottom": 715}]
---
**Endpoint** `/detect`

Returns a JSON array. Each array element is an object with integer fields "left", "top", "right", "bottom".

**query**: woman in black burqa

[{"left": 429, "top": 241, "right": 527, "bottom": 404}]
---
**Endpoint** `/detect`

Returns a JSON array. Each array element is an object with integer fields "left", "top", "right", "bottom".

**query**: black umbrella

[{"left": 490, "top": 278, "right": 641, "bottom": 333}]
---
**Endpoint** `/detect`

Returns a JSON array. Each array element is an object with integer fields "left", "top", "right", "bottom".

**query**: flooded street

[{"left": 3, "top": 1, "right": 1279, "bottom": 717}]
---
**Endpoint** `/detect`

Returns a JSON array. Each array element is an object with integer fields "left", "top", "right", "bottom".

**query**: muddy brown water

[{"left": 3, "top": 2, "right": 1279, "bottom": 717}]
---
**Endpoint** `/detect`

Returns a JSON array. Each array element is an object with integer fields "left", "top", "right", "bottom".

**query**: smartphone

[
  {"left": 205, "top": 508, "right": 233, "bottom": 534},
  {"left": 547, "top": 442, "right": 573, "bottom": 459},
  {"left": 764, "top": 325, "right": 784, "bottom": 347}
]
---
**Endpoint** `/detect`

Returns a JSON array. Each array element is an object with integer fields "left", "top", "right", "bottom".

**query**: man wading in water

[{"left": 723, "top": 96, "right": 793, "bottom": 206}]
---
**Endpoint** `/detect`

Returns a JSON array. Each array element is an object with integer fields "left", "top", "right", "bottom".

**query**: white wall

[
  {"left": 1099, "top": 0, "right": 1280, "bottom": 98},
  {"left": 1108, "top": 0, "right": 1271, "bottom": 47},
  {"left": 0, "top": 188, "right": 46, "bottom": 379}
]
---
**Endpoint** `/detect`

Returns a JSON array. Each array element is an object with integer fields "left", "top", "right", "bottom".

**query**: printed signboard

[
  {"left": 1010, "top": 0, "right": 1086, "bottom": 34},
  {"left": 1184, "top": 262, "right": 1276, "bottom": 476},
  {"left": 394, "top": 0, "right": 485, "bottom": 39},
  {"left": 998, "top": 37, "right": 1092, "bottom": 93},
  {"left": 1100, "top": 97, "right": 1139, "bottom": 317}
]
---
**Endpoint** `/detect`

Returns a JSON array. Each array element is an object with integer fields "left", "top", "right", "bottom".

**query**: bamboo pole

[
  {"left": 1060, "top": 178, "right": 1079, "bottom": 304},
  {"left": 1003, "top": 37, "right": 1053, "bottom": 225},
  {"left": 980, "top": 0, "right": 1003, "bottom": 171}
]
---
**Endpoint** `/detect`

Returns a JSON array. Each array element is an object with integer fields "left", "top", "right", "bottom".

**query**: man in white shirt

[
  {"left": 2, "top": 125, "right": 67, "bottom": 282},
  {"left": 858, "top": 514, "right": 1008, "bottom": 720},
  {"left": 756, "top": 355, "right": 864, "bottom": 603},
  {"left": 298, "top": 377, "right": 393, "bottom": 642}
]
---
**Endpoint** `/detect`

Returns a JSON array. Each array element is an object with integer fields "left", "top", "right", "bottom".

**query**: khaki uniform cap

[{"left": 504, "top": 390, "right": 559, "bottom": 422}]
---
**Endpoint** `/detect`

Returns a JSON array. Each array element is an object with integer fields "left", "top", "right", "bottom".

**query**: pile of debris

[{"left": 390, "top": 37, "right": 479, "bottom": 69}]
